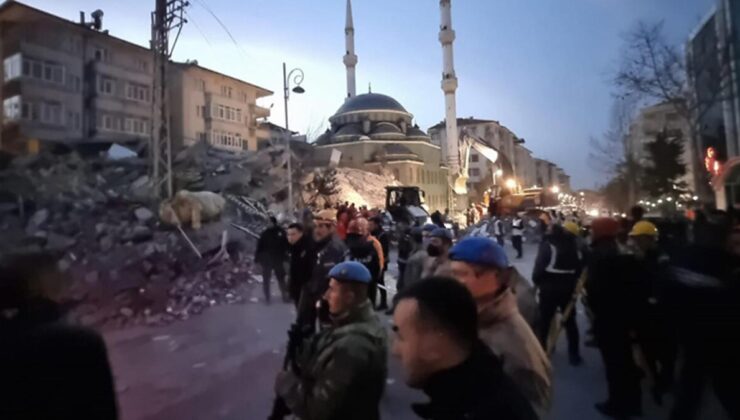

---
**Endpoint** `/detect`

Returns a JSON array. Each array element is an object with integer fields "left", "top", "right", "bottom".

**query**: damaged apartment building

[{"left": 0, "top": 1, "right": 272, "bottom": 155}]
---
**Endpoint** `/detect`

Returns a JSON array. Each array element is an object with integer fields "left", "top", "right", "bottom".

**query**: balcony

[{"left": 251, "top": 104, "right": 270, "bottom": 119}]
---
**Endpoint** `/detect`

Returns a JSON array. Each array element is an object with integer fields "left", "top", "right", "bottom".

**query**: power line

[
  {"left": 184, "top": 10, "right": 212, "bottom": 46},
  {"left": 192, "top": 0, "right": 250, "bottom": 60}
]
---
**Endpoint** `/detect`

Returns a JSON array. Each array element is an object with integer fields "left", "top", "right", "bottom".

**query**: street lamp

[
  {"left": 505, "top": 178, "right": 517, "bottom": 190},
  {"left": 550, "top": 185, "right": 560, "bottom": 194},
  {"left": 283, "top": 62, "right": 305, "bottom": 214}
]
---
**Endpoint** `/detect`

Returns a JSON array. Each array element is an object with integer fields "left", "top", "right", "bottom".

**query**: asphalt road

[{"left": 104, "top": 239, "right": 730, "bottom": 420}]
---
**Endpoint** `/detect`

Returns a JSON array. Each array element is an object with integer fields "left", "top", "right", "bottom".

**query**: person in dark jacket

[
  {"left": 0, "top": 252, "right": 119, "bottom": 420},
  {"left": 297, "top": 209, "right": 347, "bottom": 331},
  {"left": 345, "top": 218, "right": 382, "bottom": 305},
  {"left": 665, "top": 214, "right": 740, "bottom": 420},
  {"left": 286, "top": 222, "right": 315, "bottom": 308},
  {"left": 586, "top": 218, "right": 642, "bottom": 419},
  {"left": 256, "top": 216, "right": 289, "bottom": 303},
  {"left": 532, "top": 223, "right": 584, "bottom": 365},
  {"left": 392, "top": 277, "right": 537, "bottom": 420},
  {"left": 369, "top": 216, "right": 390, "bottom": 310}
]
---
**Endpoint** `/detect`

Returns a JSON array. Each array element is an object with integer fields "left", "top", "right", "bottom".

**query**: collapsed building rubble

[{"left": 0, "top": 141, "right": 402, "bottom": 329}]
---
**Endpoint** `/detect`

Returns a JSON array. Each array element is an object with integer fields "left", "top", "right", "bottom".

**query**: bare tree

[
  {"left": 614, "top": 20, "right": 734, "bottom": 199},
  {"left": 589, "top": 96, "right": 642, "bottom": 204}
]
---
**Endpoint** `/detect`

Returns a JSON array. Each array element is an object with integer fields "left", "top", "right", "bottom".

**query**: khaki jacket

[
  {"left": 422, "top": 255, "right": 453, "bottom": 279},
  {"left": 477, "top": 288, "right": 552, "bottom": 417}
]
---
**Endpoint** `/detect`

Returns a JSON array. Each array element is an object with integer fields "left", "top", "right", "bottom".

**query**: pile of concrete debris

[
  {"left": 0, "top": 144, "right": 283, "bottom": 328},
  {"left": 0, "top": 141, "right": 401, "bottom": 328}
]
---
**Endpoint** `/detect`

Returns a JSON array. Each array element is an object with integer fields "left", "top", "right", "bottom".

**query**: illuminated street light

[
  {"left": 666, "top": 197, "right": 673, "bottom": 202},
  {"left": 692, "top": 195, "right": 699, "bottom": 201},
  {"left": 579, "top": 191, "right": 585, "bottom": 197},
  {"left": 495, "top": 169, "right": 504, "bottom": 177},
  {"left": 505, "top": 178, "right": 517, "bottom": 189},
  {"left": 658, "top": 199, "right": 663, "bottom": 204},
  {"left": 550, "top": 185, "right": 560, "bottom": 194}
]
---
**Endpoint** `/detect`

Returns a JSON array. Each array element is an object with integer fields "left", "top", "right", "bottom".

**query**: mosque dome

[{"left": 334, "top": 93, "right": 408, "bottom": 115}]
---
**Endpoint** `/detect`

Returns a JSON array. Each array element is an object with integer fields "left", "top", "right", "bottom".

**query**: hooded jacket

[{"left": 477, "top": 288, "right": 552, "bottom": 417}]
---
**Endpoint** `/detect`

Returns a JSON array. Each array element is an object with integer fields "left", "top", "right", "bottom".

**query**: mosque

[{"left": 312, "top": 0, "right": 451, "bottom": 212}]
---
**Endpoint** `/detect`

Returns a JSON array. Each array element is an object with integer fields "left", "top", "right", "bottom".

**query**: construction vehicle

[{"left": 384, "top": 186, "right": 430, "bottom": 229}]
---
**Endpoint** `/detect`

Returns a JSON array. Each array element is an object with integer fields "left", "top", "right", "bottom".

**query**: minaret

[
  {"left": 439, "top": 0, "right": 460, "bottom": 176},
  {"left": 344, "top": 0, "right": 358, "bottom": 99}
]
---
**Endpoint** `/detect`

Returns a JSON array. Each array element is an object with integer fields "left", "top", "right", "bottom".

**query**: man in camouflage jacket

[{"left": 275, "top": 261, "right": 388, "bottom": 420}]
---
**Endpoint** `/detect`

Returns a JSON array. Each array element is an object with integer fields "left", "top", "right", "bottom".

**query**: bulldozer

[{"left": 384, "top": 186, "right": 430, "bottom": 229}]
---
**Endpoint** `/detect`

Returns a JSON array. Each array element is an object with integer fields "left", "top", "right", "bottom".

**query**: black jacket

[
  {"left": 346, "top": 234, "right": 381, "bottom": 282},
  {"left": 585, "top": 240, "right": 637, "bottom": 323},
  {"left": 412, "top": 341, "right": 538, "bottom": 420},
  {"left": 371, "top": 227, "right": 390, "bottom": 271},
  {"left": 532, "top": 231, "right": 582, "bottom": 290},
  {"left": 0, "top": 299, "right": 118, "bottom": 420},
  {"left": 307, "top": 236, "right": 347, "bottom": 298},
  {"left": 289, "top": 234, "right": 315, "bottom": 297},
  {"left": 255, "top": 224, "right": 288, "bottom": 264}
]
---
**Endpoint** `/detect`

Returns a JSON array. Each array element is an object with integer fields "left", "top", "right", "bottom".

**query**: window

[
  {"left": 135, "top": 58, "right": 148, "bottom": 71},
  {"left": 40, "top": 102, "right": 63, "bottom": 126},
  {"left": 32, "top": 61, "right": 42, "bottom": 79},
  {"left": 227, "top": 87, "right": 233, "bottom": 98},
  {"left": 94, "top": 47, "right": 109, "bottom": 62},
  {"left": 471, "top": 153, "right": 479, "bottom": 163},
  {"left": 98, "top": 76, "right": 114, "bottom": 95},
  {"left": 67, "top": 111, "right": 80, "bottom": 130},
  {"left": 3, "top": 53, "right": 22, "bottom": 81},
  {"left": 221, "top": 86, "right": 228, "bottom": 96},
  {"left": 236, "top": 109, "right": 242, "bottom": 122},
  {"left": 23, "top": 102, "right": 33, "bottom": 120},
  {"left": 126, "top": 83, "right": 149, "bottom": 102},
  {"left": 3, "top": 96, "right": 21, "bottom": 121},
  {"left": 218, "top": 105, "right": 225, "bottom": 119},
  {"left": 103, "top": 114, "right": 113, "bottom": 130},
  {"left": 50, "top": 64, "right": 63, "bottom": 84},
  {"left": 68, "top": 75, "right": 81, "bottom": 92},
  {"left": 196, "top": 79, "right": 205, "bottom": 91}
]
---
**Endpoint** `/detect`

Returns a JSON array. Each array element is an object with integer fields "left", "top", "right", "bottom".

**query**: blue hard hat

[
  {"left": 422, "top": 224, "right": 437, "bottom": 233},
  {"left": 328, "top": 261, "right": 372, "bottom": 284},
  {"left": 449, "top": 237, "right": 509, "bottom": 269},
  {"left": 430, "top": 227, "right": 453, "bottom": 241}
]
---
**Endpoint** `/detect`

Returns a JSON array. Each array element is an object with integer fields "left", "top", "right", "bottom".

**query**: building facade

[
  {"left": 627, "top": 101, "right": 696, "bottom": 194},
  {"left": 168, "top": 61, "right": 271, "bottom": 153},
  {"left": 428, "top": 117, "right": 543, "bottom": 202},
  {"left": 0, "top": 1, "right": 153, "bottom": 153},
  {"left": 689, "top": 0, "right": 740, "bottom": 207},
  {"left": 314, "top": 93, "right": 449, "bottom": 212},
  {"left": 0, "top": 2, "right": 272, "bottom": 155}
]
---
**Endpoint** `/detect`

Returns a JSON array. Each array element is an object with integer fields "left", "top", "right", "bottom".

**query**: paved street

[{"left": 104, "top": 240, "right": 728, "bottom": 420}]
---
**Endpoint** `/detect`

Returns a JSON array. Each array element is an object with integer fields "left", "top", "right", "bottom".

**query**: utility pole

[{"left": 151, "top": 0, "right": 188, "bottom": 199}]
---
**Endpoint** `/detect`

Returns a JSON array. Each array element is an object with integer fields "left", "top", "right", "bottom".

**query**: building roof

[
  {"left": 335, "top": 93, "right": 408, "bottom": 115},
  {"left": 428, "top": 117, "right": 498, "bottom": 131},
  {"left": 0, "top": 0, "right": 150, "bottom": 53},
  {"left": 383, "top": 143, "right": 415, "bottom": 156},
  {"left": 171, "top": 61, "right": 273, "bottom": 96}
]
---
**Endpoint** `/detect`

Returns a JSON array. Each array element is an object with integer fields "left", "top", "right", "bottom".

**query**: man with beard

[
  {"left": 422, "top": 228, "right": 454, "bottom": 279},
  {"left": 296, "top": 209, "right": 346, "bottom": 331},
  {"left": 275, "top": 261, "right": 387, "bottom": 420}
]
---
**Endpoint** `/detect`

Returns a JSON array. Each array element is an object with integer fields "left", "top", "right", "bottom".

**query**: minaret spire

[
  {"left": 344, "top": 0, "right": 358, "bottom": 99},
  {"left": 439, "top": 0, "right": 460, "bottom": 180}
]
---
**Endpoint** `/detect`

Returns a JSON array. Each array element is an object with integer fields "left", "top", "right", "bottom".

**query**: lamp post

[{"left": 282, "top": 62, "right": 305, "bottom": 214}]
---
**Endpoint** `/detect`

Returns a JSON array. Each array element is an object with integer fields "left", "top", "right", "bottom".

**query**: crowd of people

[{"left": 1, "top": 199, "right": 739, "bottom": 420}]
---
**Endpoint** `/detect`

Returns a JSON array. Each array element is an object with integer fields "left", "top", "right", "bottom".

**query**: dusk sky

[{"left": 28, "top": 0, "right": 714, "bottom": 188}]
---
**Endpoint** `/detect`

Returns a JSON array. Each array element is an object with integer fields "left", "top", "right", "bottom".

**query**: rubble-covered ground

[{"left": 0, "top": 141, "right": 402, "bottom": 329}]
